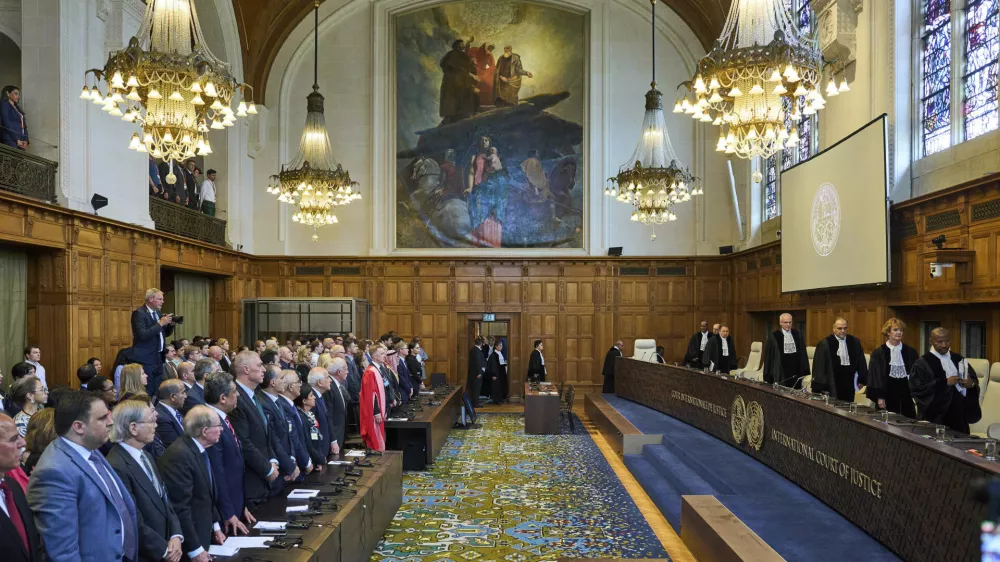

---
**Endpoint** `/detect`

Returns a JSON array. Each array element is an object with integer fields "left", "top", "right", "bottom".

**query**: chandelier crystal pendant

[
  {"left": 675, "top": 0, "right": 846, "bottom": 160},
  {"left": 266, "top": 1, "right": 359, "bottom": 241},
  {"left": 82, "top": 0, "right": 256, "bottom": 162},
  {"left": 605, "top": 0, "right": 702, "bottom": 228}
]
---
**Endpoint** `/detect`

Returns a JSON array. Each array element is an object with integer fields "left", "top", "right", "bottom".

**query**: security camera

[{"left": 931, "top": 235, "right": 946, "bottom": 249}]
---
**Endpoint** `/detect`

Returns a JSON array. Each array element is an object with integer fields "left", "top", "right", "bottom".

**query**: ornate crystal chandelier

[
  {"left": 82, "top": 0, "right": 256, "bottom": 163},
  {"left": 675, "top": 0, "right": 847, "bottom": 160},
  {"left": 266, "top": 2, "right": 359, "bottom": 241},
  {"left": 605, "top": 0, "right": 702, "bottom": 230}
]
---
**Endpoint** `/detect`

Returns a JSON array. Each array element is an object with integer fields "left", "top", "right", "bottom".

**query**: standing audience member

[
  {"left": 176, "top": 361, "right": 202, "bottom": 413},
  {"left": 307, "top": 368, "right": 334, "bottom": 457},
  {"left": 131, "top": 288, "right": 176, "bottom": 396},
  {"left": 467, "top": 336, "right": 486, "bottom": 407},
  {"left": 202, "top": 372, "right": 252, "bottom": 537},
  {"left": 0, "top": 412, "right": 42, "bottom": 561},
  {"left": 0, "top": 86, "right": 28, "bottom": 150},
  {"left": 295, "top": 384, "right": 327, "bottom": 467},
  {"left": 88, "top": 357, "right": 103, "bottom": 374},
  {"left": 360, "top": 347, "right": 388, "bottom": 452},
  {"left": 155, "top": 380, "right": 188, "bottom": 447},
  {"left": 11, "top": 376, "right": 47, "bottom": 437},
  {"left": 326, "top": 358, "right": 350, "bottom": 456},
  {"left": 405, "top": 343, "right": 424, "bottom": 391},
  {"left": 22, "top": 408, "right": 55, "bottom": 476},
  {"left": 228, "top": 351, "right": 279, "bottom": 508},
  {"left": 278, "top": 371, "right": 315, "bottom": 476},
  {"left": 28, "top": 391, "right": 139, "bottom": 562},
  {"left": 77, "top": 363, "right": 98, "bottom": 387},
  {"left": 200, "top": 169, "right": 218, "bottom": 216},
  {"left": 106, "top": 400, "right": 183, "bottom": 562},
  {"left": 149, "top": 156, "right": 165, "bottom": 199},
  {"left": 22, "top": 346, "right": 45, "bottom": 388},
  {"left": 866, "top": 318, "right": 919, "bottom": 417},
  {"left": 158, "top": 406, "right": 226, "bottom": 561},
  {"left": 258, "top": 365, "right": 300, "bottom": 489}
]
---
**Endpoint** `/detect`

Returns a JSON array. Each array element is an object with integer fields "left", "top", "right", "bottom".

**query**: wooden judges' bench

[{"left": 615, "top": 358, "right": 997, "bottom": 562}]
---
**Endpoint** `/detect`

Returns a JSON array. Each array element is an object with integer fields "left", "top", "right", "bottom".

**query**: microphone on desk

[{"left": 775, "top": 375, "right": 808, "bottom": 392}]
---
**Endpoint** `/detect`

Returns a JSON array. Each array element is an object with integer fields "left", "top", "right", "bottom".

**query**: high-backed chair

[
  {"left": 970, "top": 362, "right": 1000, "bottom": 436},
  {"left": 733, "top": 342, "right": 763, "bottom": 380},
  {"left": 803, "top": 346, "right": 817, "bottom": 393},
  {"left": 967, "top": 358, "right": 990, "bottom": 403},
  {"left": 632, "top": 339, "right": 657, "bottom": 362}
]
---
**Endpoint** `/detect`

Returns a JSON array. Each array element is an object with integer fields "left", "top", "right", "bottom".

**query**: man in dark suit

[
  {"left": 258, "top": 365, "right": 300, "bottom": 491},
  {"left": 158, "top": 406, "right": 226, "bottom": 561},
  {"left": 131, "top": 288, "right": 176, "bottom": 396},
  {"left": 307, "top": 367, "right": 334, "bottom": 458},
  {"left": 278, "top": 371, "right": 314, "bottom": 476},
  {"left": 178, "top": 361, "right": 205, "bottom": 414},
  {"left": 0, "top": 413, "right": 42, "bottom": 561},
  {"left": 155, "top": 380, "right": 187, "bottom": 448},
  {"left": 202, "top": 372, "right": 253, "bottom": 536},
  {"left": 467, "top": 336, "right": 486, "bottom": 407},
  {"left": 28, "top": 391, "right": 139, "bottom": 562},
  {"left": 602, "top": 340, "right": 624, "bottom": 393},
  {"left": 326, "top": 358, "right": 350, "bottom": 455},
  {"left": 527, "top": 340, "right": 546, "bottom": 382},
  {"left": 107, "top": 401, "right": 183, "bottom": 562},
  {"left": 228, "top": 351, "right": 280, "bottom": 508}
]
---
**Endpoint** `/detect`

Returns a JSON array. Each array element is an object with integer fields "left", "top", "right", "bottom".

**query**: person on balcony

[
  {"left": 1, "top": 86, "right": 28, "bottom": 150},
  {"left": 200, "top": 169, "right": 217, "bottom": 216}
]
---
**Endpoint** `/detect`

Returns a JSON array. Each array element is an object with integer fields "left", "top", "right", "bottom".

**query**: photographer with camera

[{"left": 131, "top": 288, "right": 183, "bottom": 396}]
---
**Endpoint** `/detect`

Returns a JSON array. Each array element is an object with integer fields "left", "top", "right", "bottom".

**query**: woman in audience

[
  {"left": 866, "top": 318, "right": 920, "bottom": 418},
  {"left": 296, "top": 345, "right": 311, "bottom": 367},
  {"left": 255, "top": 340, "right": 266, "bottom": 354},
  {"left": 118, "top": 363, "right": 149, "bottom": 402},
  {"left": 87, "top": 375, "right": 117, "bottom": 406},
  {"left": 295, "top": 384, "right": 328, "bottom": 467},
  {"left": 9, "top": 361, "right": 35, "bottom": 383},
  {"left": 317, "top": 352, "right": 333, "bottom": 372},
  {"left": 22, "top": 407, "right": 55, "bottom": 476},
  {"left": 362, "top": 339, "right": 375, "bottom": 368},
  {"left": 0, "top": 85, "right": 28, "bottom": 150},
  {"left": 406, "top": 342, "right": 425, "bottom": 391},
  {"left": 11, "top": 375, "right": 47, "bottom": 436}
]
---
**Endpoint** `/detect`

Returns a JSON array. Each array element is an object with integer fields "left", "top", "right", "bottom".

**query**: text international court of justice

[{"left": 1, "top": 0, "right": 1000, "bottom": 561}]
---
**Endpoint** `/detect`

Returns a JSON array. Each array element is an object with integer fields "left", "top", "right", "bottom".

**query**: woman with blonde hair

[
  {"left": 317, "top": 353, "right": 333, "bottom": 371},
  {"left": 296, "top": 345, "right": 312, "bottom": 366},
  {"left": 866, "top": 318, "right": 919, "bottom": 418},
  {"left": 119, "top": 363, "right": 149, "bottom": 402}
]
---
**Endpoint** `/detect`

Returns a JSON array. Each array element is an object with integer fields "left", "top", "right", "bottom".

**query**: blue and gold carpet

[{"left": 373, "top": 413, "right": 670, "bottom": 561}]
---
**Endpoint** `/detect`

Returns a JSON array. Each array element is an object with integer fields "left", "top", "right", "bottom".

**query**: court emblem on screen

[
  {"left": 731, "top": 395, "right": 764, "bottom": 451},
  {"left": 810, "top": 182, "right": 841, "bottom": 257}
]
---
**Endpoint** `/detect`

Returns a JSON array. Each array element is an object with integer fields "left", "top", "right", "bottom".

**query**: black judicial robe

[
  {"left": 683, "top": 331, "right": 711, "bottom": 366},
  {"left": 602, "top": 346, "right": 623, "bottom": 393},
  {"left": 909, "top": 352, "right": 982, "bottom": 434},
  {"left": 702, "top": 335, "right": 736, "bottom": 374},
  {"left": 527, "top": 349, "right": 546, "bottom": 382},
  {"left": 811, "top": 334, "right": 868, "bottom": 401},
  {"left": 866, "top": 343, "right": 919, "bottom": 413},
  {"left": 762, "top": 329, "right": 809, "bottom": 386}
]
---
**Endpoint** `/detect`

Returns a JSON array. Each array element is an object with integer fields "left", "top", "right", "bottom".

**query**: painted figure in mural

[
  {"left": 494, "top": 46, "right": 533, "bottom": 106},
  {"left": 467, "top": 43, "right": 497, "bottom": 107},
  {"left": 439, "top": 38, "right": 480, "bottom": 124},
  {"left": 465, "top": 136, "right": 508, "bottom": 247},
  {"left": 521, "top": 149, "right": 558, "bottom": 222}
]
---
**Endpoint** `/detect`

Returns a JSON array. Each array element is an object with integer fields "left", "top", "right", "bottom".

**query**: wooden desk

[
  {"left": 524, "top": 383, "right": 561, "bottom": 434},
  {"left": 214, "top": 451, "right": 402, "bottom": 562},
  {"left": 616, "top": 358, "right": 997, "bottom": 562},
  {"left": 385, "top": 385, "right": 464, "bottom": 470}
]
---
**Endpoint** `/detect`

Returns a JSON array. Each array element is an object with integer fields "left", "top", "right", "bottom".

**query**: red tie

[
  {"left": 0, "top": 480, "right": 29, "bottom": 554},
  {"left": 224, "top": 417, "right": 240, "bottom": 451}
]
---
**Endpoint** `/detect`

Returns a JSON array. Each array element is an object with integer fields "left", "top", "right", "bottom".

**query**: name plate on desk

[{"left": 614, "top": 358, "right": 995, "bottom": 562}]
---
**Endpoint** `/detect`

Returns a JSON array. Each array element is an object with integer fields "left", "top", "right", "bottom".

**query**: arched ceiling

[{"left": 231, "top": 0, "right": 729, "bottom": 105}]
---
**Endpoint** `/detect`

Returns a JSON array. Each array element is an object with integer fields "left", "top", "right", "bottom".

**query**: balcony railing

[
  {"left": 0, "top": 144, "right": 58, "bottom": 203},
  {"left": 150, "top": 196, "right": 227, "bottom": 246}
]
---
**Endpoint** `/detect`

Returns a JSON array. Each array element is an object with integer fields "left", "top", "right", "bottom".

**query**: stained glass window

[
  {"left": 764, "top": 157, "right": 778, "bottom": 221},
  {"left": 921, "top": 0, "right": 952, "bottom": 155},
  {"left": 964, "top": 0, "right": 999, "bottom": 140}
]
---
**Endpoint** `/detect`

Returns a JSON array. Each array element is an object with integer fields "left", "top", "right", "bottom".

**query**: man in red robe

[
  {"left": 467, "top": 43, "right": 496, "bottom": 107},
  {"left": 360, "top": 346, "right": 387, "bottom": 451}
]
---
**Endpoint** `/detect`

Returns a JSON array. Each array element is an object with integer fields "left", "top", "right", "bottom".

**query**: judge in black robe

[
  {"left": 683, "top": 322, "right": 711, "bottom": 367},
  {"left": 480, "top": 340, "right": 494, "bottom": 399},
  {"left": 909, "top": 328, "right": 981, "bottom": 434},
  {"left": 527, "top": 340, "right": 546, "bottom": 382},
  {"left": 702, "top": 326, "right": 736, "bottom": 374},
  {"left": 487, "top": 342, "right": 508, "bottom": 403},
  {"left": 810, "top": 320, "right": 868, "bottom": 401},
  {"left": 866, "top": 342, "right": 919, "bottom": 417},
  {"left": 762, "top": 315, "right": 809, "bottom": 387},
  {"left": 467, "top": 338, "right": 486, "bottom": 407},
  {"left": 602, "top": 341, "right": 624, "bottom": 393}
]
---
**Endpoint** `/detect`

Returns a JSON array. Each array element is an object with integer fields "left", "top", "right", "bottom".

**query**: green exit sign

[{"left": 482, "top": 313, "right": 495, "bottom": 322}]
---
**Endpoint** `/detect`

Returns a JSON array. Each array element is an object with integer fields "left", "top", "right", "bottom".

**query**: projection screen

[{"left": 780, "top": 114, "right": 889, "bottom": 293}]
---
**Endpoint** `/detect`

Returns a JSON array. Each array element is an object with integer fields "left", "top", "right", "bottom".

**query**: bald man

[
  {"left": 811, "top": 318, "right": 868, "bottom": 401},
  {"left": 762, "top": 313, "right": 809, "bottom": 387},
  {"left": 909, "top": 328, "right": 981, "bottom": 434},
  {"left": 683, "top": 321, "right": 712, "bottom": 367}
]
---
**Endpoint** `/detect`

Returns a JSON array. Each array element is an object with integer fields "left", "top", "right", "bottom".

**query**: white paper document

[
  {"left": 223, "top": 536, "right": 274, "bottom": 549},
  {"left": 345, "top": 449, "right": 367, "bottom": 457},
  {"left": 328, "top": 460, "right": 353, "bottom": 465},
  {"left": 254, "top": 521, "right": 287, "bottom": 531},
  {"left": 387, "top": 417, "right": 409, "bottom": 422},
  {"left": 286, "top": 489, "right": 320, "bottom": 499},
  {"left": 207, "top": 545, "right": 239, "bottom": 556},
  {"left": 285, "top": 505, "right": 309, "bottom": 513}
]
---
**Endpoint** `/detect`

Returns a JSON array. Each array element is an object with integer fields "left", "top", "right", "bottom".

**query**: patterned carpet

[{"left": 372, "top": 413, "right": 670, "bottom": 561}]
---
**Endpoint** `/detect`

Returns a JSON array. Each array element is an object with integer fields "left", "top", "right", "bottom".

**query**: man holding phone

[{"left": 131, "top": 288, "right": 176, "bottom": 396}]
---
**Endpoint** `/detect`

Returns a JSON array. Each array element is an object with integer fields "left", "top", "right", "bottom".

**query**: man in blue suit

[
  {"left": 131, "top": 288, "right": 175, "bottom": 396},
  {"left": 203, "top": 371, "right": 253, "bottom": 536},
  {"left": 155, "top": 380, "right": 187, "bottom": 447},
  {"left": 28, "top": 391, "right": 139, "bottom": 562},
  {"left": 278, "top": 370, "right": 314, "bottom": 477},
  {"left": 178, "top": 361, "right": 205, "bottom": 415},
  {"left": 307, "top": 367, "right": 334, "bottom": 459},
  {"left": 258, "top": 365, "right": 300, "bottom": 491},
  {"left": 228, "top": 351, "right": 279, "bottom": 508}
]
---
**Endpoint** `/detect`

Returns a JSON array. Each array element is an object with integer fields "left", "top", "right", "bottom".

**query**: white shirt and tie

[
  {"left": 60, "top": 437, "right": 125, "bottom": 550},
  {"left": 146, "top": 305, "right": 164, "bottom": 352},
  {"left": 119, "top": 442, "right": 184, "bottom": 559},
  {"left": 235, "top": 380, "right": 279, "bottom": 475},
  {"left": 330, "top": 378, "right": 348, "bottom": 447},
  {"left": 26, "top": 361, "right": 46, "bottom": 387}
]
